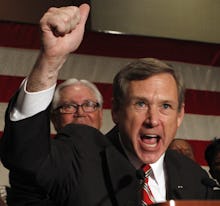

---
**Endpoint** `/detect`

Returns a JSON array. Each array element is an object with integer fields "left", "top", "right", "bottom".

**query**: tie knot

[{"left": 142, "top": 164, "right": 152, "bottom": 177}]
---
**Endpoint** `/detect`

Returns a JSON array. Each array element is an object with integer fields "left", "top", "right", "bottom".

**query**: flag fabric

[{"left": 0, "top": 21, "right": 220, "bottom": 174}]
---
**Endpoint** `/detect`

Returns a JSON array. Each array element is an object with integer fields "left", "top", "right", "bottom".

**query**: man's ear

[
  {"left": 177, "top": 103, "right": 185, "bottom": 128},
  {"left": 98, "top": 109, "right": 103, "bottom": 128},
  {"left": 51, "top": 112, "right": 59, "bottom": 132}
]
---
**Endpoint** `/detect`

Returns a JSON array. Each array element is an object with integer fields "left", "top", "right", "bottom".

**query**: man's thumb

[{"left": 79, "top": 4, "right": 90, "bottom": 25}]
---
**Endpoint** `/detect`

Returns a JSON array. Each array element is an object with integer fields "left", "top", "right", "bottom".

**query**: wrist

[{"left": 27, "top": 52, "right": 68, "bottom": 92}]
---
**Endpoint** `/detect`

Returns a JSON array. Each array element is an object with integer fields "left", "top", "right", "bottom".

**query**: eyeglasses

[{"left": 55, "top": 101, "right": 100, "bottom": 114}]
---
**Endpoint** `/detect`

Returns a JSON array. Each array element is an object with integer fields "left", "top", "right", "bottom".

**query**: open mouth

[{"left": 140, "top": 134, "right": 160, "bottom": 147}]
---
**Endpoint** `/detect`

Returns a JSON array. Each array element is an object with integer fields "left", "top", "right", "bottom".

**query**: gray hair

[{"left": 52, "top": 78, "right": 103, "bottom": 110}]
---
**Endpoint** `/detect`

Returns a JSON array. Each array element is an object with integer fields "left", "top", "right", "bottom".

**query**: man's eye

[
  {"left": 134, "top": 101, "right": 147, "bottom": 109},
  {"left": 162, "top": 104, "right": 171, "bottom": 109},
  {"left": 84, "top": 101, "right": 96, "bottom": 108},
  {"left": 84, "top": 102, "right": 91, "bottom": 107},
  {"left": 65, "top": 105, "right": 73, "bottom": 109},
  {"left": 62, "top": 105, "right": 75, "bottom": 110}
]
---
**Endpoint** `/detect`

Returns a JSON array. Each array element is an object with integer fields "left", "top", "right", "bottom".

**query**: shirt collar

[{"left": 150, "top": 154, "right": 165, "bottom": 184}]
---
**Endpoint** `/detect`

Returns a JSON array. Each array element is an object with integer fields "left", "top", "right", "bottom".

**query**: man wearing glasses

[{"left": 51, "top": 78, "right": 103, "bottom": 132}]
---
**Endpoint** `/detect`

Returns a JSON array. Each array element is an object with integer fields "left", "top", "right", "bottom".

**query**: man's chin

[{"left": 139, "top": 152, "right": 162, "bottom": 164}]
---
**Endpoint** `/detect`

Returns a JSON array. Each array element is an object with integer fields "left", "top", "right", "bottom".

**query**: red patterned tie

[{"left": 141, "top": 164, "right": 155, "bottom": 206}]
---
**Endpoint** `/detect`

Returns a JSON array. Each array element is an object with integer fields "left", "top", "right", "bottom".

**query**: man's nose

[
  {"left": 74, "top": 105, "right": 85, "bottom": 115},
  {"left": 144, "top": 106, "right": 159, "bottom": 127}
]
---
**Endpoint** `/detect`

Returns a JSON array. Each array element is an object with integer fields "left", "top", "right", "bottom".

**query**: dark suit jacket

[
  {"left": 0, "top": 95, "right": 216, "bottom": 205},
  {"left": 211, "top": 189, "right": 220, "bottom": 199},
  {"left": 0, "top": 96, "right": 140, "bottom": 206},
  {"left": 106, "top": 126, "right": 214, "bottom": 200}
]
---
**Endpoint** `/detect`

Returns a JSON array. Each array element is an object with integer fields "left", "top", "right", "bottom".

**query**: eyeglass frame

[{"left": 53, "top": 100, "right": 101, "bottom": 114}]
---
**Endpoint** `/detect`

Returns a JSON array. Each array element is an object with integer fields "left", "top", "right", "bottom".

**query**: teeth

[
  {"left": 146, "top": 134, "right": 157, "bottom": 137},
  {"left": 141, "top": 134, "right": 157, "bottom": 138}
]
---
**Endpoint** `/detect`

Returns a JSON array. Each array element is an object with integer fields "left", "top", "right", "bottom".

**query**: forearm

[{"left": 27, "top": 52, "right": 67, "bottom": 92}]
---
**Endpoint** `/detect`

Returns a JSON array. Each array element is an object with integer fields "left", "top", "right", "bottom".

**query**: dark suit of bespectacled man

[{"left": 0, "top": 4, "right": 219, "bottom": 206}]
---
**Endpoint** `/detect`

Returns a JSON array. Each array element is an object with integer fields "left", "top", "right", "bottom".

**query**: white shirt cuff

[{"left": 10, "top": 78, "right": 56, "bottom": 121}]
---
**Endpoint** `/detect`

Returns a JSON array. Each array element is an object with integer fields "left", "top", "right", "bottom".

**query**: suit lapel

[
  {"left": 104, "top": 145, "right": 140, "bottom": 206},
  {"left": 165, "top": 150, "right": 187, "bottom": 199}
]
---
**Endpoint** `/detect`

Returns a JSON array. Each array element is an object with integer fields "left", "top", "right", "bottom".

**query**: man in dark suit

[{"left": 0, "top": 3, "right": 217, "bottom": 206}]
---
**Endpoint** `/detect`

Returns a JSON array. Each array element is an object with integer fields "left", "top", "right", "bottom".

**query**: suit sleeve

[{"left": 0, "top": 91, "right": 52, "bottom": 173}]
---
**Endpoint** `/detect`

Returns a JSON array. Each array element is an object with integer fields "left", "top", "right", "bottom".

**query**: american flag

[{"left": 0, "top": 21, "right": 220, "bottom": 185}]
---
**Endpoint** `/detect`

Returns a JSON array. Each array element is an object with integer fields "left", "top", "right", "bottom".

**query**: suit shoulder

[
  {"left": 55, "top": 123, "right": 111, "bottom": 149},
  {"left": 165, "top": 149, "right": 208, "bottom": 176}
]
